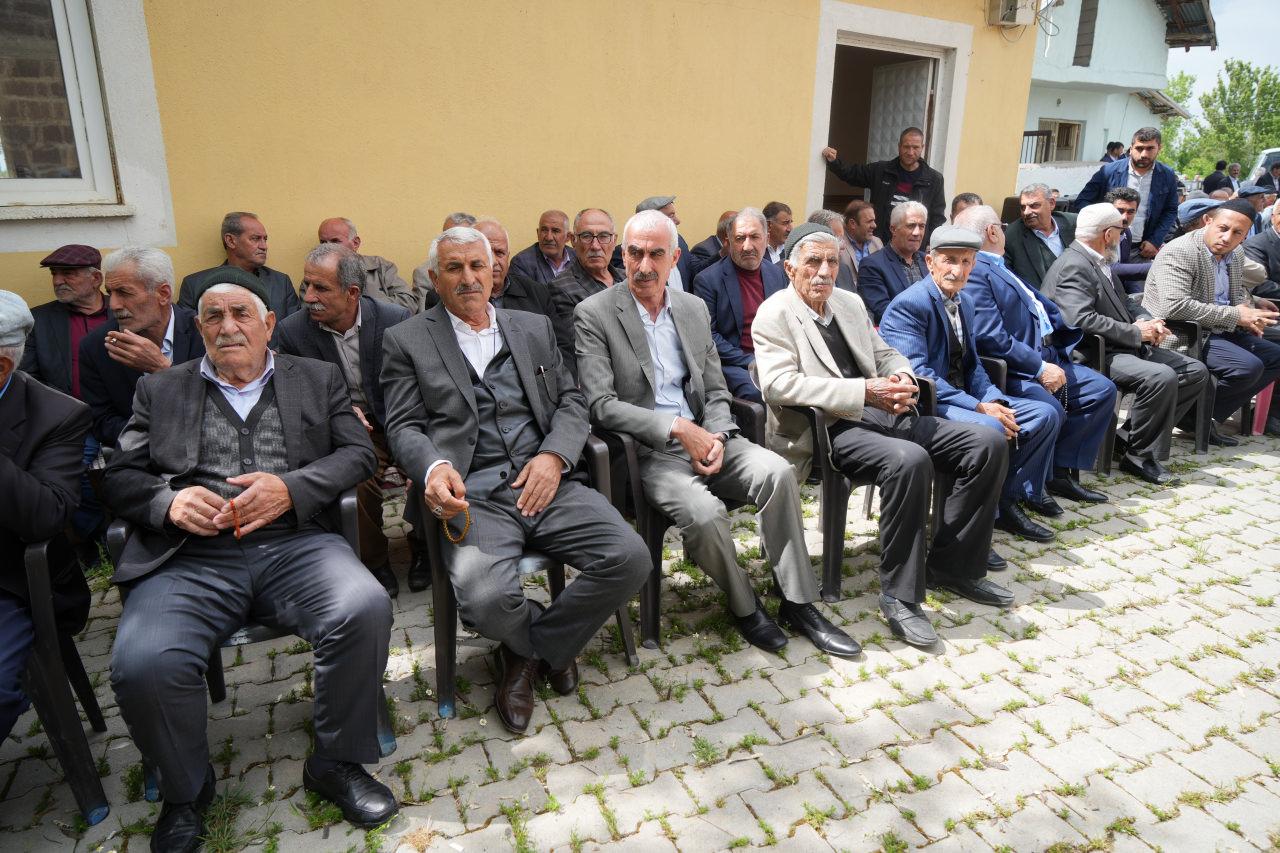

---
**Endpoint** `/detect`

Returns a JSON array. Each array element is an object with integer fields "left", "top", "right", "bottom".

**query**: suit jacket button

[
  {"left": 499, "top": 470, "right": 508, "bottom": 479},
  {"left": 240, "top": 427, "right": 250, "bottom": 435},
  {"left": 468, "top": 437, "right": 476, "bottom": 445},
  {"left": 242, "top": 458, "right": 253, "bottom": 466}
]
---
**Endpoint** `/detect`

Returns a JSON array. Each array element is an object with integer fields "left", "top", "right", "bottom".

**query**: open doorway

[{"left": 823, "top": 44, "right": 939, "bottom": 212}]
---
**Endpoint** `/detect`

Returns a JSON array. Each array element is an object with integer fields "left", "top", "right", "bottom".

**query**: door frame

[{"left": 807, "top": 0, "right": 973, "bottom": 213}]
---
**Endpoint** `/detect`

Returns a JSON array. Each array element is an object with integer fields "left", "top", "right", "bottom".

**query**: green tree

[{"left": 1161, "top": 60, "right": 1280, "bottom": 179}]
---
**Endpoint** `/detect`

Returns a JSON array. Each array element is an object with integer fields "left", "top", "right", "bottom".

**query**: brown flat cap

[{"left": 39, "top": 244, "right": 101, "bottom": 269}]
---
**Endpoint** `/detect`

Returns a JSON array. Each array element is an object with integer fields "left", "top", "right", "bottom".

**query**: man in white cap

[
  {"left": 1042, "top": 204, "right": 1210, "bottom": 484},
  {"left": 0, "top": 290, "right": 92, "bottom": 744}
]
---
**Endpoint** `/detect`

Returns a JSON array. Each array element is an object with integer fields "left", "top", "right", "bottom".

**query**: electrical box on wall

[{"left": 987, "top": 0, "right": 1036, "bottom": 27}]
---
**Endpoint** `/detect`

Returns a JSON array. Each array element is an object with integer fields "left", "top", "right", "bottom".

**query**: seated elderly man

[
  {"left": 420, "top": 219, "right": 555, "bottom": 320},
  {"left": 1041, "top": 205, "right": 1210, "bottom": 484},
  {"left": 688, "top": 210, "right": 738, "bottom": 278},
  {"left": 510, "top": 209, "right": 576, "bottom": 285},
  {"left": 954, "top": 205, "right": 1117, "bottom": 519},
  {"left": 1004, "top": 184, "right": 1076, "bottom": 291},
  {"left": 381, "top": 227, "right": 650, "bottom": 736},
  {"left": 549, "top": 208, "right": 626, "bottom": 375},
  {"left": 692, "top": 208, "right": 788, "bottom": 402},
  {"left": 1142, "top": 199, "right": 1280, "bottom": 441},
  {"left": 576, "top": 211, "right": 859, "bottom": 657},
  {"left": 856, "top": 201, "right": 929, "bottom": 324},
  {"left": 104, "top": 268, "right": 394, "bottom": 849},
  {"left": 804, "top": 210, "right": 857, "bottom": 293},
  {"left": 0, "top": 291, "right": 92, "bottom": 744},
  {"left": 79, "top": 248, "right": 205, "bottom": 447},
  {"left": 278, "top": 244, "right": 413, "bottom": 597},
  {"left": 755, "top": 225, "right": 1013, "bottom": 644},
  {"left": 317, "top": 217, "right": 418, "bottom": 312}
]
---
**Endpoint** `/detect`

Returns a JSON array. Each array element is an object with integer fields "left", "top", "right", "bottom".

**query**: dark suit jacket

[
  {"left": 691, "top": 256, "right": 787, "bottom": 371},
  {"left": 1003, "top": 212, "right": 1077, "bottom": 291},
  {"left": 381, "top": 304, "right": 588, "bottom": 490},
  {"left": 0, "top": 372, "right": 91, "bottom": 627},
  {"left": 1259, "top": 174, "right": 1280, "bottom": 195},
  {"left": 879, "top": 279, "right": 1004, "bottom": 413},
  {"left": 1201, "top": 170, "right": 1231, "bottom": 194},
  {"left": 1040, "top": 243, "right": 1147, "bottom": 366},
  {"left": 510, "top": 244, "right": 576, "bottom": 286},
  {"left": 78, "top": 306, "right": 205, "bottom": 447},
  {"left": 19, "top": 299, "right": 107, "bottom": 397},
  {"left": 276, "top": 295, "right": 410, "bottom": 431},
  {"left": 548, "top": 257, "right": 625, "bottom": 377},
  {"left": 966, "top": 252, "right": 1081, "bottom": 380},
  {"left": 688, "top": 234, "right": 723, "bottom": 278},
  {"left": 177, "top": 262, "right": 302, "bottom": 345},
  {"left": 1074, "top": 158, "right": 1180, "bottom": 247},
  {"left": 856, "top": 245, "right": 927, "bottom": 324},
  {"left": 101, "top": 354, "right": 375, "bottom": 583}
]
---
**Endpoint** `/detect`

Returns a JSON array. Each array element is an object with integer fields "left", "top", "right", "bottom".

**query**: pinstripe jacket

[{"left": 1141, "top": 228, "right": 1246, "bottom": 352}]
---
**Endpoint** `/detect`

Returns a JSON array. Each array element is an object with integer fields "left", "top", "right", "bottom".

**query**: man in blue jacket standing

[{"left": 1074, "top": 127, "right": 1179, "bottom": 260}]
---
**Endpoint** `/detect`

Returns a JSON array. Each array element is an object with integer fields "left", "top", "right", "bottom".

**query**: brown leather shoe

[
  {"left": 494, "top": 645, "right": 540, "bottom": 734},
  {"left": 540, "top": 658, "right": 579, "bottom": 696}
]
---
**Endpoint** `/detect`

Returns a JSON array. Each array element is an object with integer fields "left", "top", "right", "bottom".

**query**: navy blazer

[
  {"left": 878, "top": 278, "right": 1004, "bottom": 412},
  {"left": 78, "top": 306, "right": 206, "bottom": 447},
  {"left": 856, "top": 245, "right": 927, "bottom": 324},
  {"left": 510, "top": 244, "right": 576, "bottom": 286},
  {"left": 965, "top": 253, "right": 1081, "bottom": 380},
  {"left": 276, "top": 295, "right": 411, "bottom": 430},
  {"left": 1074, "top": 158, "right": 1180, "bottom": 247},
  {"left": 691, "top": 257, "right": 787, "bottom": 369},
  {"left": 687, "top": 234, "right": 722, "bottom": 278}
]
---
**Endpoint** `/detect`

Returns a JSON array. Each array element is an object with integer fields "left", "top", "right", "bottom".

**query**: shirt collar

[
  {"left": 320, "top": 302, "right": 362, "bottom": 339},
  {"left": 1033, "top": 218, "right": 1059, "bottom": 240},
  {"left": 0, "top": 371, "right": 13, "bottom": 403},
  {"left": 632, "top": 290, "right": 671, "bottom": 322},
  {"left": 1075, "top": 240, "right": 1105, "bottom": 264},
  {"left": 980, "top": 250, "right": 1006, "bottom": 265},
  {"left": 1128, "top": 161, "right": 1152, "bottom": 180},
  {"left": 803, "top": 298, "right": 834, "bottom": 326},
  {"left": 931, "top": 279, "right": 960, "bottom": 306},
  {"left": 199, "top": 349, "right": 275, "bottom": 392},
  {"left": 445, "top": 302, "right": 497, "bottom": 335}
]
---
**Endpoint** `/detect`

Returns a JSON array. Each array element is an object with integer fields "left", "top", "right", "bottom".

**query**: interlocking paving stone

[{"left": 7, "top": 439, "right": 1280, "bottom": 850}]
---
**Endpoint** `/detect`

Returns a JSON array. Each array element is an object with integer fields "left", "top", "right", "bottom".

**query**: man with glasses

[
  {"left": 1041, "top": 205, "right": 1208, "bottom": 485},
  {"left": 549, "top": 208, "right": 625, "bottom": 378}
]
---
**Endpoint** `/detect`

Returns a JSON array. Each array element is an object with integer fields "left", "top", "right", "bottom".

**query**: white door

[{"left": 867, "top": 60, "right": 934, "bottom": 162}]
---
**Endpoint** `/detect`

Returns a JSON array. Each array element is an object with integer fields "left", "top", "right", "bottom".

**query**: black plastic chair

[
  {"left": 22, "top": 538, "right": 109, "bottom": 826},
  {"left": 1161, "top": 320, "right": 1211, "bottom": 452},
  {"left": 420, "top": 435, "right": 638, "bottom": 719},
  {"left": 1080, "top": 334, "right": 1121, "bottom": 475},
  {"left": 106, "top": 489, "right": 397, "bottom": 800}
]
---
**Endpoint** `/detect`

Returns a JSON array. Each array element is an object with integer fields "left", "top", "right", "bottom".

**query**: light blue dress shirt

[
  {"left": 633, "top": 292, "right": 694, "bottom": 429},
  {"left": 1212, "top": 255, "right": 1231, "bottom": 306},
  {"left": 198, "top": 350, "right": 276, "bottom": 420},
  {"left": 160, "top": 308, "right": 175, "bottom": 362},
  {"left": 1031, "top": 219, "right": 1065, "bottom": 259},
  {"left": 982, "top": 252, "right": 1054, "bottom": 378}
]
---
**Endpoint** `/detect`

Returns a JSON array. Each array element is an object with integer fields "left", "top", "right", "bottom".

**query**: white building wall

[
  {"left": 1033, "top": 0, "right": 1169, "bottom": 91},
  {"left": 1024, "top": 87, "right": 1162, "bottom": 163}
]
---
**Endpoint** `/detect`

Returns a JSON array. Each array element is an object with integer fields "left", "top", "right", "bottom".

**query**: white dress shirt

[
  {"left": 1127, "top": 164, "right": 1155, "bottom": 242},
  {"left": 198, "top": 350, "right": 276, "bottom": 420},
  {"left": 633, "top": 292, "right": 694, "bottom": 433},
  {"left": 426, "top": 304, "right": 505, "bottom": 481}
]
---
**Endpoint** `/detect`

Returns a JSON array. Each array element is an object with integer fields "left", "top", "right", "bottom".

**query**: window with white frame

[{"left": 0, "top": 0, "right": 118, "bottom": 206}]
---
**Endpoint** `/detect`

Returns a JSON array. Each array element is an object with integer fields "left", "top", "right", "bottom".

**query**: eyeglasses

[{"left": 576, "top": 232, "right": 614, "bottom": 245}]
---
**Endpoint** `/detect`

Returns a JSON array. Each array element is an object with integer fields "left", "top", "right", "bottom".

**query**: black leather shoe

[
  {"left": 734, "top": 600, "right": 788, "bottom": 653},
  {"left": 493, "top": 645, "right": 541, "bottom": 734},
  {"left": 302, "top": 758, "right": 398, "bottom": 828},
  {"left": 1046, "top": 476, "right": 1106, "bottom": 504},
  {"left": 879, "top": 595, "right": 937, "bottom": 647},
  {"left": 1023, "top": 492, "right": 1064, "bottom": 517},
  {"left": 151, "top": 765, "right": 215, "bottom": 853},
  {"left": 927, "top": 574, "right": 1015, "bottom": 608},
  {"left": 1119, "top": 455, "right": 1180, "bottom": 486},
  {"left": 1207, "top": 421, "right": 1239, "bottom": 447},
  {"left": 406, "top": 543, "right": 431, "bottom": 592},
  {"left": 368, "top": 562, "right": 398, "bottom": 598},
  {"left": 539, "top": 658, "right": 579, "bottom": 696},
  {"left": 995, "top": 501, "right": 1054, "bottom": 542},
  {"left": 987, "top": 550, "right": 1007, "bottom": 571},
  {"left": 778, "top": 600, "right": 861, "bottom": 657}
]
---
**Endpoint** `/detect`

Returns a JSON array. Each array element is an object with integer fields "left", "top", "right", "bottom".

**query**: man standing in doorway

[{"left": 821, "top": 127, "right": 946, "bottom": 244}]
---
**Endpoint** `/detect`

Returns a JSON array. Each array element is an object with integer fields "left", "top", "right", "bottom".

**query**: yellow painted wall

[{"left": 0, "top": 0, "right": 1034, "bottom": 309}]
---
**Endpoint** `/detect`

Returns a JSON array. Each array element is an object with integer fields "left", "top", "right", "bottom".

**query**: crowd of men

[{"left": 4, "top": 123, "right": 1280, "bottom": 852}]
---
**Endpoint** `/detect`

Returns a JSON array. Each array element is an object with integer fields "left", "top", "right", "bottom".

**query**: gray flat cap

[
  {"left": 783, "top": 222, "right": 836, "bottom": 259},
  {"left": 0, "top": 290, "right": 34, "bottom": 347},
  {"left": 636, "top": 195, "right": 676, "bottom": 213},
  {"left": 928, "top": 224, "right": 982, "bottom": 252}
]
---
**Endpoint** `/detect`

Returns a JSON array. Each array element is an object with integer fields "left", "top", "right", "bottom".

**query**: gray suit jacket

[
  {"left": 1243, "top": 226, "right": 1280, "bottom": 291},
  {"left": 1041, "top": 242, "right": 1146, "bottom": 364},
  {"left": 1141, "top": 228, "right": 1246, "bottom": 352},
  {"left": 380, "top": 304, "right": 588, "bottom": 486},
  {"left": 361, "top": 254, "right": 419, "bottom": 313},
  {"left": 102, "top": 354, "right": 376, "bottom": 583},
  {"left": 574, "top": 282, "right": 738, "bottom": 451}
]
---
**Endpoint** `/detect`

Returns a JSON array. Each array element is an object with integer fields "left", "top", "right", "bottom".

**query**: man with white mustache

[
  {"left": 78, "top": 247, "right": 205, "bottom": 447},
  {"left": 1041, "top": 204, "right": 1209, "bottom": 485}
]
